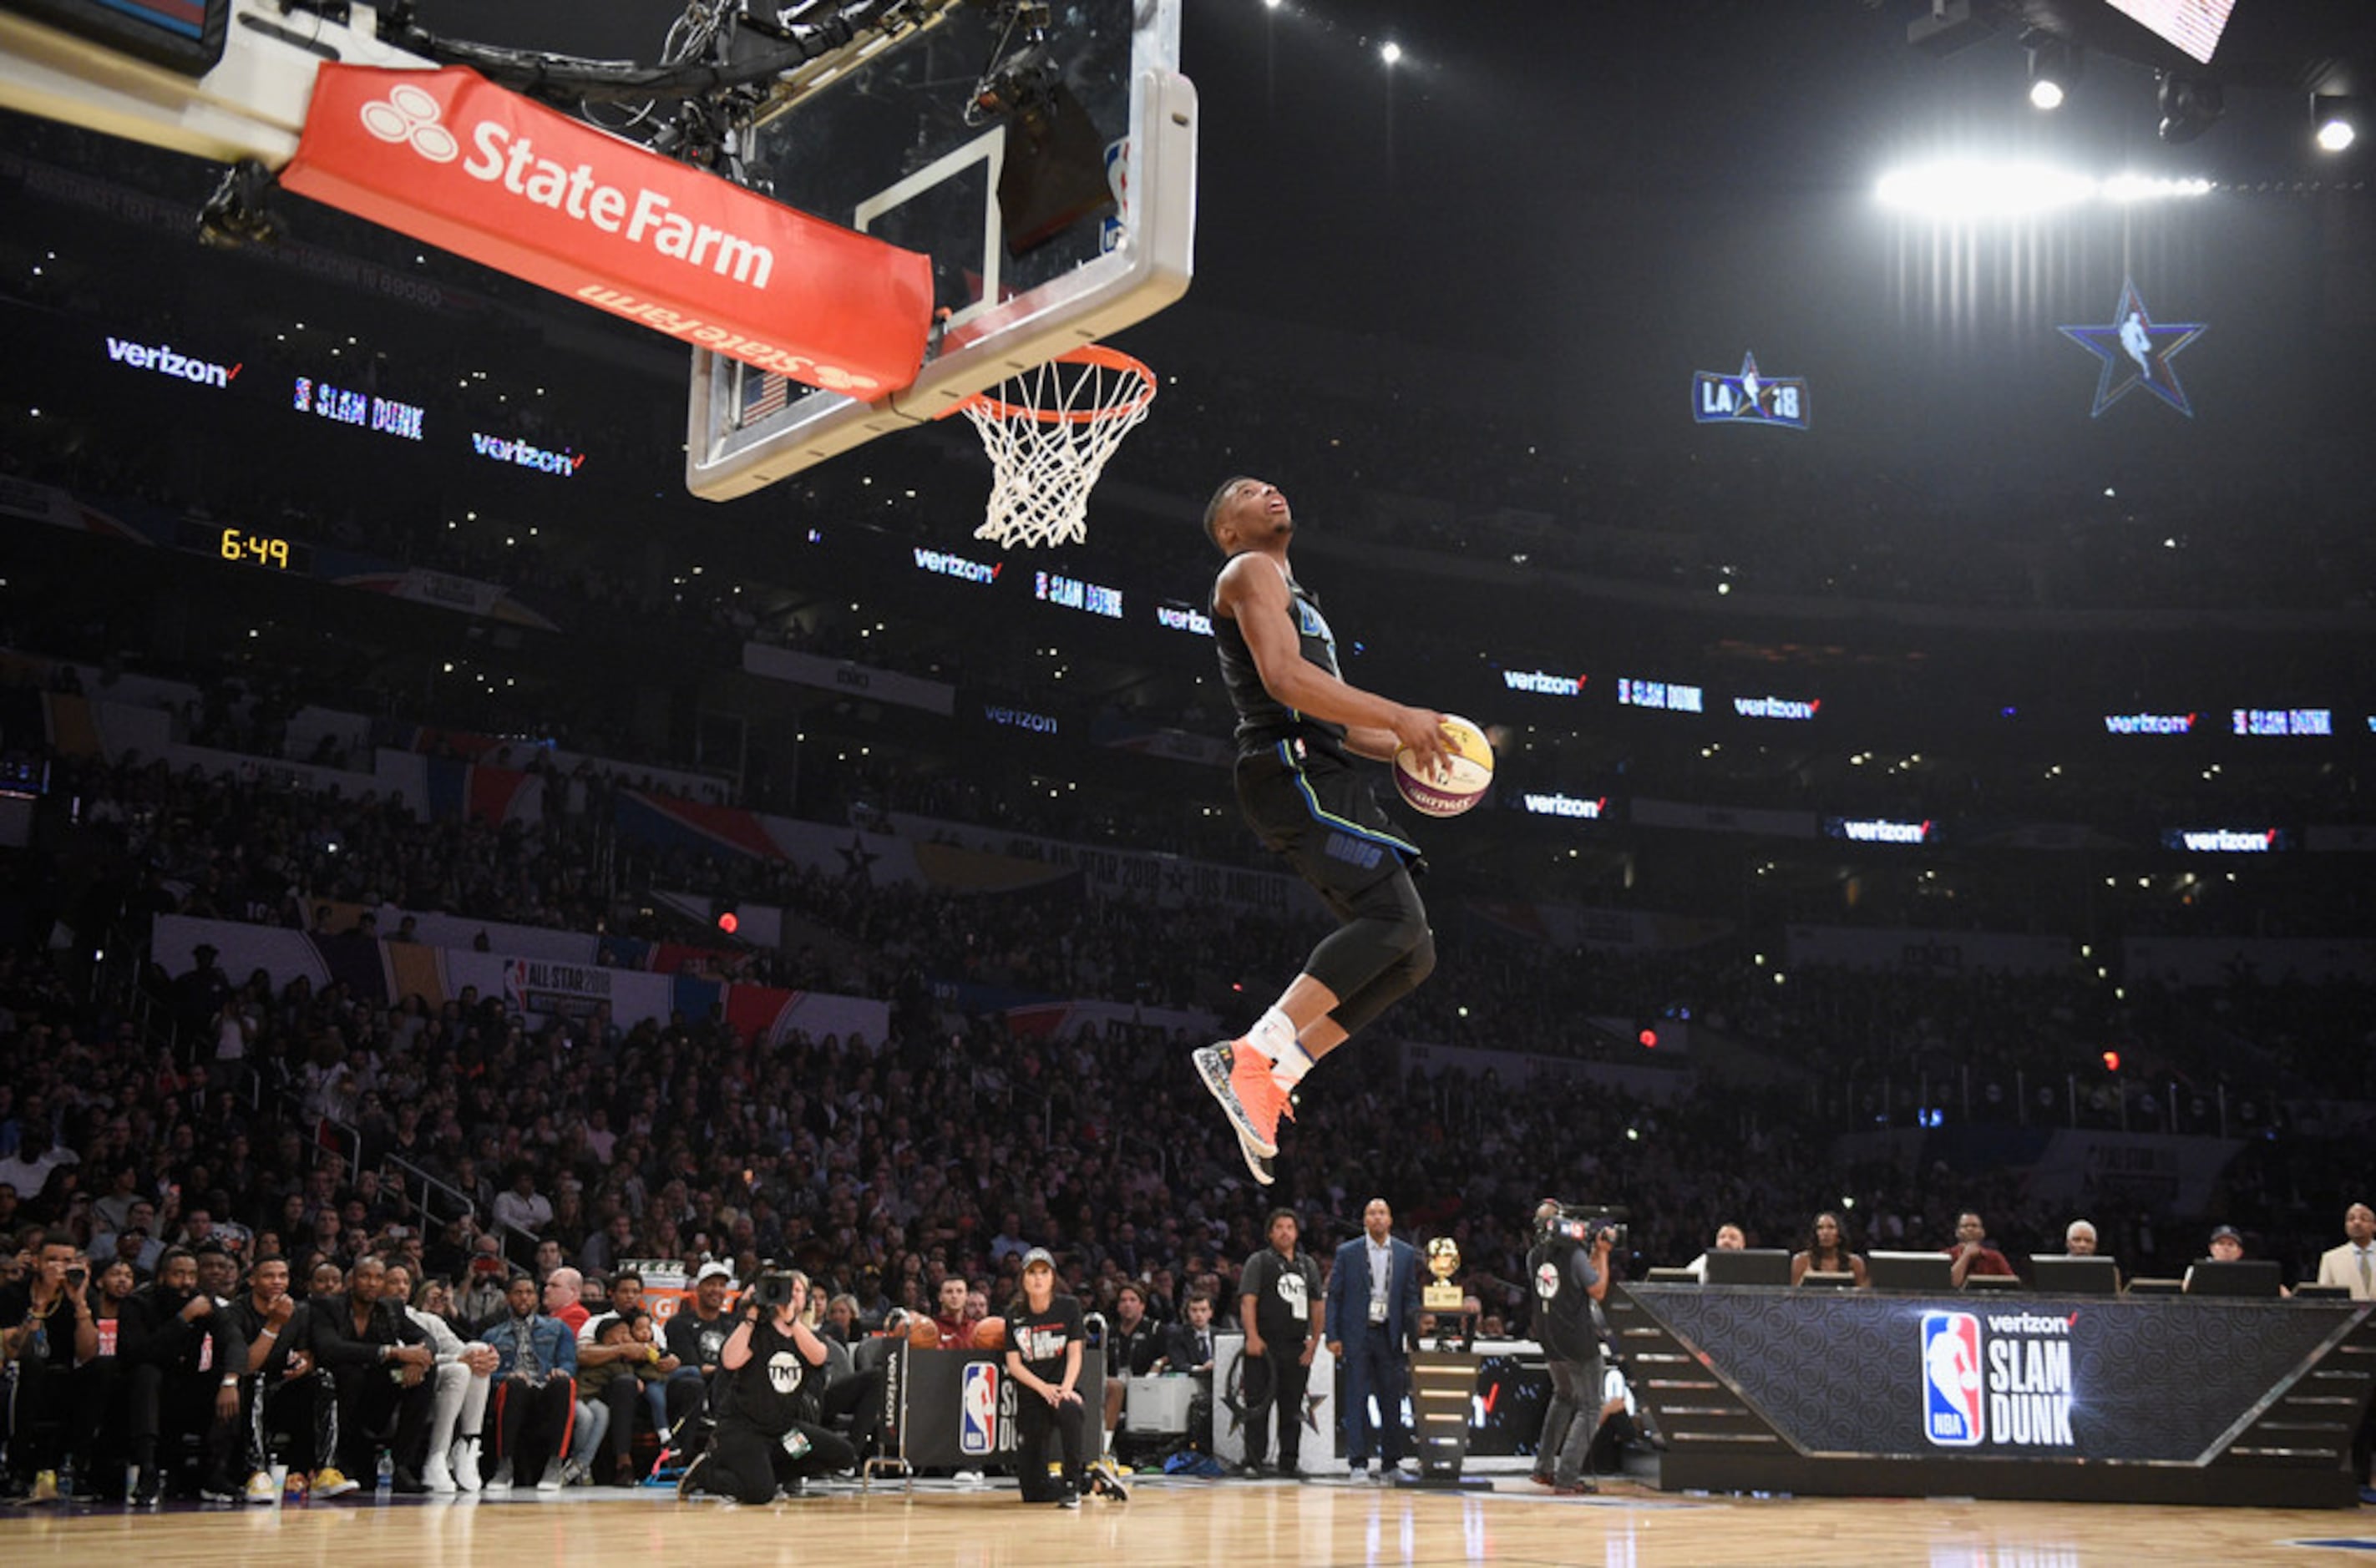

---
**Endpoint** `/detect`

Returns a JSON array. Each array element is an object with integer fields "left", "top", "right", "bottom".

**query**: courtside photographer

[
  {"left": 678, "top": 1267, "right": 853, "bottom": 1504},
  {"left": 1526, "top": 1200, "right": 1622, "bottom": 1495}
]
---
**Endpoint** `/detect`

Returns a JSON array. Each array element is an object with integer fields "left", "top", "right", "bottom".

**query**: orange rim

[{"left": 946, "top": 345, "right": 1158, "bottom": 426}]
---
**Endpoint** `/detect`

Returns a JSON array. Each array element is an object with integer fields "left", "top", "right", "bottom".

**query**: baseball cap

[
  {"left": 1021, "top": 1247, "right": 1056, "bottom": 1272},
  {"left": 695, "top": 1260, "right": 735, "bottom": 1283},
  {"left": 2208, "top": 1225, "right": 2242, "bottom": 1243}
]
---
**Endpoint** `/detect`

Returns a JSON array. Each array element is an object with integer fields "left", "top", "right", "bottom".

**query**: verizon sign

[{"left": 284, "top": 68, "right": 933, "bottom": 396}]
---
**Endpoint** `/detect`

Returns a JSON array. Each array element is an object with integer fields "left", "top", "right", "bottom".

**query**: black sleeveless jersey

[{"left": 1213, "top": 557, "right": 1349, "bottom": 756}]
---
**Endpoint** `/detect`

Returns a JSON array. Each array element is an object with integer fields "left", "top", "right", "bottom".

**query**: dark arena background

[{"left": 2, "top": 1, "right": 2373, "bottom": 1563}]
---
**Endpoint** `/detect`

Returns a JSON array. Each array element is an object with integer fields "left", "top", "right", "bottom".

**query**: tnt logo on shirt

[
  {"left": 1277, "top": 1272, "right": 1309, "bottom": 1321},
  {"left": 960, "top": 1363, "right": 1000, "bottom": 1455},
  {"left": 767, "top": 1350, "right": 803, "bottom": 1395},
  {"left": 1921, "top": 1311, "right": 1983, "bottom": 1447}
]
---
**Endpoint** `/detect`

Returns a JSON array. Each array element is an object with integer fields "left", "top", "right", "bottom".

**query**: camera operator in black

[
  {"left": 1006, "top": 1247, "right": 1090, "bottom": 1505},
  {"left": 679, "top": 1269, "right": 853, "bottom": 1504},
  {"left": 1525, "top": 1201, "right": 1615, "bottom": 1495},
  {"left": 1237, "top": 1208, "right": 1325, "bottom": 1476}
]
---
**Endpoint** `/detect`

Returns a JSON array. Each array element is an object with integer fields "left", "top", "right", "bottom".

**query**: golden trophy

[
  {"left": 1410, "top": 1235, "right": 1488, "bottom": 1486},
  {"left": 1423, "top": 1237, "right": 1466, "bottom": 1313}
]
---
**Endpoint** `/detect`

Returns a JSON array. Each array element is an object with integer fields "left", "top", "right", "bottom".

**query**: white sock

[
  {"left": 1246, "top": 1007, "right": 1297, "bottom": 1064},
  {"left": 1269, "top": 1034, "right": 1315, "bottom": 1090}
]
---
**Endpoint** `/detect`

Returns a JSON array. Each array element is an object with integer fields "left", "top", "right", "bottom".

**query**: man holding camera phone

[
  {"left": 0, "top": 1232, "right": 97, "bottom": 1502},
  {"left": 678, "top": 1269, "right": 853, "bottom": 1503}
]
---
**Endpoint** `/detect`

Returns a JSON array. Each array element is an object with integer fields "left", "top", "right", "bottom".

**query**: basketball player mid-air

[{"left": 1194, "top": 476, "right": 1457, "bottom": 1186}]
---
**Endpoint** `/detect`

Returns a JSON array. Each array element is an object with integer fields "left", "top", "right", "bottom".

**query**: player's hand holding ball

[{"left": 1393, "top": 713, "right": 1496, "bottom": 817}]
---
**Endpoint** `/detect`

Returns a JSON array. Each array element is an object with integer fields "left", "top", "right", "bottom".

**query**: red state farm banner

[{"left": 283, "top": 67, "right": 933, "bottom": 397}]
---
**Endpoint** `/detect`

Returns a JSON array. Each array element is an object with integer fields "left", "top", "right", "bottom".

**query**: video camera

[
  {"left": 748, "top": 1268, "right": 803, "bottom": 1313},
  {"left": 1540, "top": 1201, "right": 1629, "bottom": 1253}
]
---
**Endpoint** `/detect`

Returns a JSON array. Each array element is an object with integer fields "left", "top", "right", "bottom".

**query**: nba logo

[
  {"left": 1921, "top": 1311, "right": 1983, "bottom": 1448},
  {"left": 960, "top": 1363, "right": 999, "bottom": 1456}
]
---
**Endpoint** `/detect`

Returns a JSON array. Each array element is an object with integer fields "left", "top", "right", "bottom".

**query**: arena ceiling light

[
  {"left": 2313, "top": 94, "right": 2358, "bottom": 153},
  {"left": 1875, "top": 161, "right": 2212, "bottom": 217},
  {"left": 2024, "top": 30, "right": 2080, "bottom": 111},
  {"left": 1875, "top": 161, "right": 2094, "bottom": 217},
  {"left": 2100, "top": 173, "right": 2216, "bottom": 202}
]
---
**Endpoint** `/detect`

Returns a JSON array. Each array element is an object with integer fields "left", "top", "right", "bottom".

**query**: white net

[{"left": 957, "top": 348, "right": 1157, "bottom": 549}]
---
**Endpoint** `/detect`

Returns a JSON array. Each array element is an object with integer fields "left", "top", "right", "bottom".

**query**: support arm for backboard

[{"left": 0, "top": 1, "right": 429, "bottom": 167}]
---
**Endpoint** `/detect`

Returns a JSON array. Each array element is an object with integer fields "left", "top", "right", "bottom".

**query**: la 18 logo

[{"left": 1690, "top": 352, "right": 1810, "bottom": 431}]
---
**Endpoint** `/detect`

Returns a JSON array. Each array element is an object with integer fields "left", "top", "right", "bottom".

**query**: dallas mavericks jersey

[{"left": 1213, "top": 559, "right": 1349, "bottom": 756}]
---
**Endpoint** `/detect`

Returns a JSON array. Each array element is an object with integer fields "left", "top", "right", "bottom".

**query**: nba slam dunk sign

[
  {"left": 1922, "top": 1309, "right": 2075, "bottom": 1449},
  {"left": 1632, "top": 1287, "right": 2351, "bottom": 1464}
]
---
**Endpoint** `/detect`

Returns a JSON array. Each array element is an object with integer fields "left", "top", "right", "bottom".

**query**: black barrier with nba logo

[
  {"left": 877, "top": 1344, "right": 1107, "bottom": 1469},
  {"left": 1614, "top": 1284, "right": 2376, "bottom": 1505}
]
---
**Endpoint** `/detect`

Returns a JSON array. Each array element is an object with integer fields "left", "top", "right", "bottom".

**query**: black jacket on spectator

[
  {"left": 224, "top": 1297, "right": 307, "bottom": 1377},
  {"left": 306, "top": 1293, "right": 427, "bottom": 1369},
  {"left": 120, "top": 1285, "right": 246, "bottom": 1378},
  {"left": 1163, "top": 1319, "right": 1216, "bottom": 1373}
]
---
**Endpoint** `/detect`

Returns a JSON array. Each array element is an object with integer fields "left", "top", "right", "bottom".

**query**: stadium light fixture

[
  {"left": 1380, "top": 40, "right": 1401, "bottom": 66},
  {"left": 2313, "top": 94, "right": 2358, "bottom": 153},
  {"left": 1877, "top": 161, "right": 2211, "bottom": 217},
  {"left": 2024, "top": 30, "right": 2079, "bottom": 111}
]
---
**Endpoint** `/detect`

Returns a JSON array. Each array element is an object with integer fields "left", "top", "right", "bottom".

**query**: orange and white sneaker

[{"left": 1193, "top": 1041, "right": 1292, "bottom": 1158}]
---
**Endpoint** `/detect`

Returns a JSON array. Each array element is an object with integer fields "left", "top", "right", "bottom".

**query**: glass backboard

[{"left": 684, "top": 0, "right": 1193, "bottom": 502}]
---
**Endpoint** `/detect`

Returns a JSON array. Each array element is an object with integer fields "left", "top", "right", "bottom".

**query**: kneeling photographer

[
  {"left": 680, "top": 1269, "right": 853, "bottom": 1503},
  {"left": 1526, "top": 1200, "right": 1619, "bottom": 1495}
]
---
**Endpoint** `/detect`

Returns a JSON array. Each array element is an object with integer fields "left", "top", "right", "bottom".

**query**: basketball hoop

[{"left": 947, "top": 346, "right": 1158, "bottom": 549}]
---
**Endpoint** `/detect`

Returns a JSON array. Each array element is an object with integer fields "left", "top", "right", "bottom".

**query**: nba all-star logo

[
  {"left": 2058, "top": 278, "right": 2206, "bottom": 418},
  {"left": 1692, "top": 352, "right": 1809, "bottom": 430}
]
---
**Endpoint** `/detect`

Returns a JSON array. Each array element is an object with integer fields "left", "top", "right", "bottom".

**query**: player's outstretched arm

[{"left": 1218, "top": 554, "right": 1452, "bottom": 774}]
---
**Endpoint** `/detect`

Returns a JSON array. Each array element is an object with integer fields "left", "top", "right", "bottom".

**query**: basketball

[
  {"left": 1393, "top": 715, "right": 1495, "bottom": 817},
  {"left": 907, "top": 1314, "right": 942, "bottom": 1349},
  {"left": 970, "top": 1316, "right": 1007, "bottom": 1351}
]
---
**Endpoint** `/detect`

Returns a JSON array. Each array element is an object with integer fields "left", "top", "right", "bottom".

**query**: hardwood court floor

[{"left": 3, "top": 1475, "right": 2368, "bottom": 1566}]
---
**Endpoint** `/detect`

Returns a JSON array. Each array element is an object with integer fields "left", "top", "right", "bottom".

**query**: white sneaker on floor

[
  {"left": 452, "top": 1441, "right": 483, "bottom": 1494},
  {"left": 423, "top": 1454, "right": 456, "bottom": 1495}
]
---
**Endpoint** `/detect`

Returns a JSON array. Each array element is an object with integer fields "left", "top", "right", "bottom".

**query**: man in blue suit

[{"left": 1325, "top": 1196, "right": 1421, "bottom": 1480}]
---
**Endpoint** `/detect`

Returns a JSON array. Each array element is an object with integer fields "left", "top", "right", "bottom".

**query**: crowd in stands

[
  {"left": 29, "top": 716, "right": 2373, "bottom": 1115},
  {"left": 3, "top": 663, "right": 2372, "bottom": 1504},
  {"left": 6, "top": 102, "right": 2375, "bottom": 1511}
]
